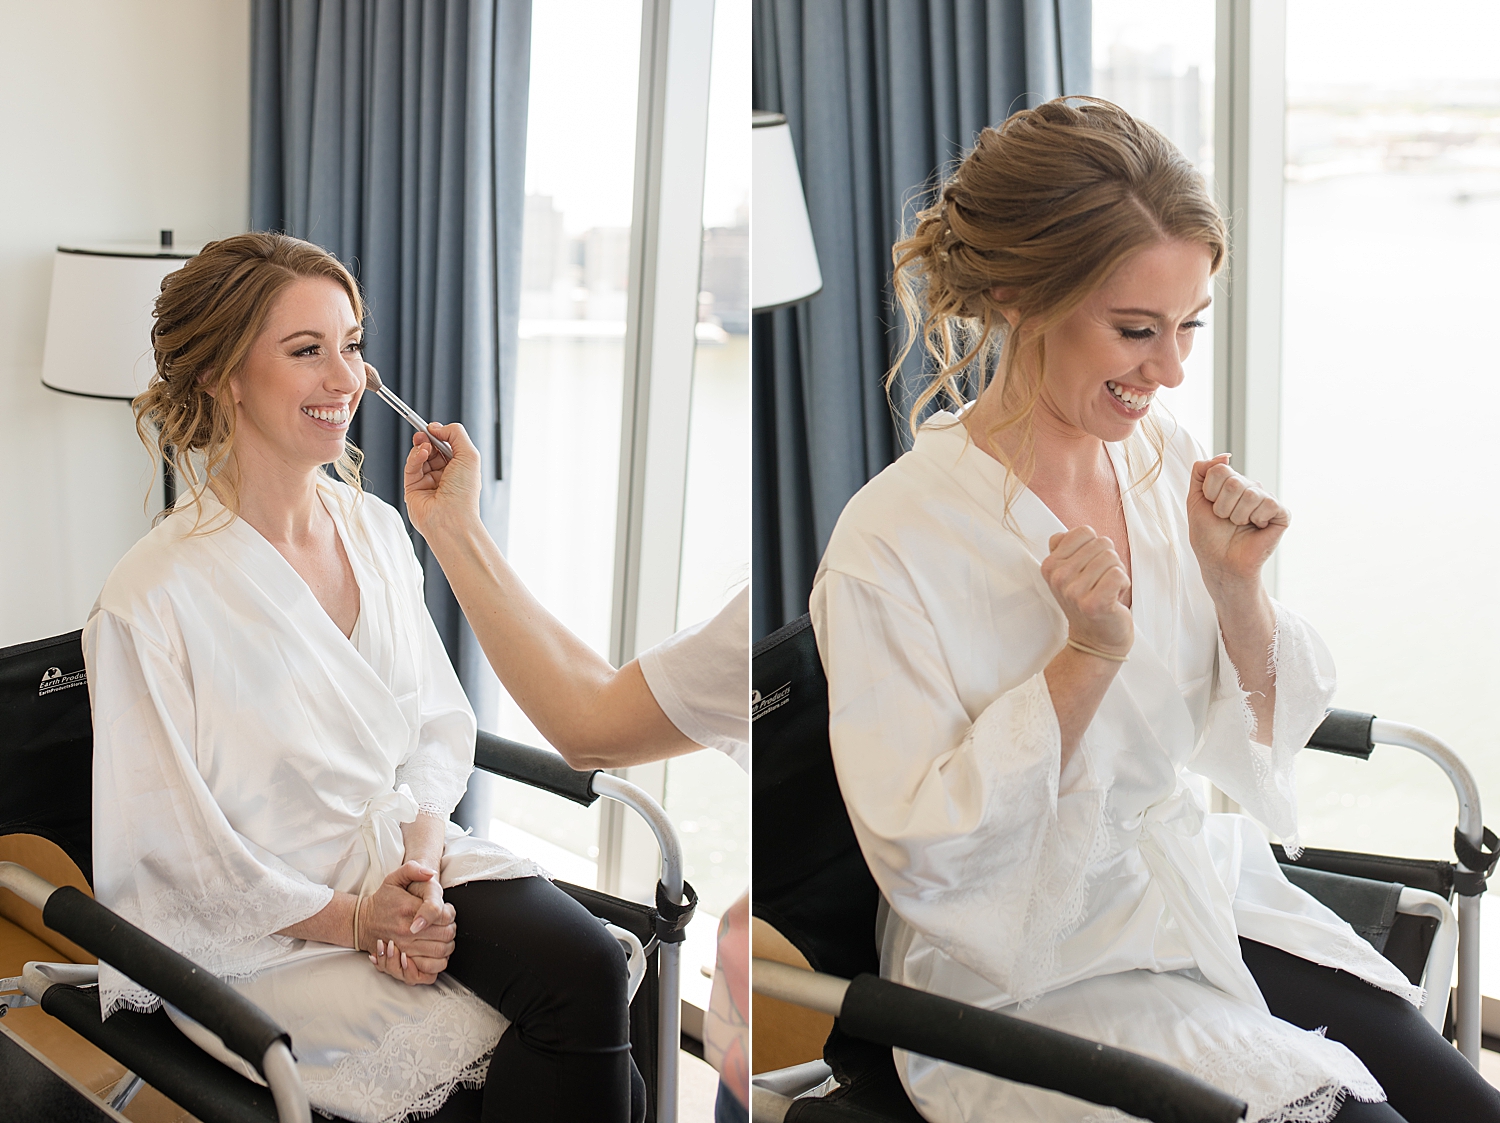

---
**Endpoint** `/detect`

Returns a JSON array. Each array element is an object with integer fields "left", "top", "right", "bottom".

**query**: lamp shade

[
  {"left": 41, "top": 244, "right": 195, "bottom": 400},
  {"left": 751, "top": 112, "right": 822, "bottom": 312}
]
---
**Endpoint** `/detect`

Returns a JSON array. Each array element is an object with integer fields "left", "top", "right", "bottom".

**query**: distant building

[
  {"left": 699, "top": 201, "right": 749, "bottom": 335},
  {"left": 583, "top": 226, "right": 631, "bottom": 322},
  {"left": 520, "top": 194, "right": 579, "bottom": 321},
  {"left": 520, "top": 193, "right": 748, "bottom": 333},
  {"left": 521, "top": 194, "right": 566, "bottom": 291}
]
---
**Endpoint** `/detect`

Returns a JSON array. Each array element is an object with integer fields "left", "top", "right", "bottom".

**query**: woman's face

[
  {"left": 1022, "top": 238, "right": 1213, "bottom": 444},
  {"left": 228, "top": 276, "right": 365, "bottom": 474}
]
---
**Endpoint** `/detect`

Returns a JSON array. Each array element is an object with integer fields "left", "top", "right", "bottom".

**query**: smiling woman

[
  {"left": 89, "top": 233, "right": 647, "bottom": 1123},
  {"left": 134, "top": 233, "right": 369, "bottom": 528},
  {"left": 808, "top": 98, "right": 1500, "bottom": 1123}
]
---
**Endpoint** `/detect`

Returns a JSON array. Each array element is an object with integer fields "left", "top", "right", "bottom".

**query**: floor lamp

[
  {"left": 40, "top": 232, "right": 197, "bottom": 510},
  {"left": 751, "top": 112, "right": 822, "bottom": 312}
]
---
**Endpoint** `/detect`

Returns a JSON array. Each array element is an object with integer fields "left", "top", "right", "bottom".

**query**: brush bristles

[{"left": 363, "top": 363, "right": 384, "bottom": 392}]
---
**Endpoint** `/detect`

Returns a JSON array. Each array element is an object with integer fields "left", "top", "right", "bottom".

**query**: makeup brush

[{"left": 363, "top": 364, "right": 454, "bottom": 461}]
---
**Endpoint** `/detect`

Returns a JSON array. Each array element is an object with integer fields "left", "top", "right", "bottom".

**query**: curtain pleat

[
  {"left": 751, "top": 0, "right": 1090, "bottom": 639},
  {"left": 249, "top": 0, "right": 533, "bottom": 763}
]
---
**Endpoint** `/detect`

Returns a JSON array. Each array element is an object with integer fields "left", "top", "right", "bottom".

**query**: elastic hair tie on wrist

[
  {"left": 352, "top": 893, "right": 366, "bottom": 952},
  {"left": 1067, "top": 637, "right": 1129, "bottom": 663}
]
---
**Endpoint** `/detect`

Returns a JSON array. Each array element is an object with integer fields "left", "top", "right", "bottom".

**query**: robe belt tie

[
  {"left": 1124, "top": 789, "right": 1268, "bottom": 1013},
  {"left": 357, "top": 785, "right": 420, "bottom": 899}
]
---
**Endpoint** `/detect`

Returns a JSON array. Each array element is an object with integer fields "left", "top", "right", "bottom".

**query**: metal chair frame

[
  {"left": 2, "top": 704, "right": 694, "bottom": 1123},
  {"left": 749, "top": 614, "right": 1497, "bottom": 1122}
]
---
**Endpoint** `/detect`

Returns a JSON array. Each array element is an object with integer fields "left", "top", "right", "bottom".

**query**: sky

[
  {"left": 1093, "top": 0, "right": 1215, "bottom": 75},
  {"left": 1285, "top": 0, "right": 1500, "bottom": 86},
  {"left": 522, "top": 0, "right": 749, "bottom": 236},
  {"left": 1094, "top": 0, "right": 1500, "bottom": 89}
]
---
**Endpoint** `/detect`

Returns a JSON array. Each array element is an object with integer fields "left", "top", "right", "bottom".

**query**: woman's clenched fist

[
  {"left": 1187, "top": 454, "right": 1289, "bottom": 596},
  {"left": 1041, "top": 526, "right": 1133, "bottom": 658}
]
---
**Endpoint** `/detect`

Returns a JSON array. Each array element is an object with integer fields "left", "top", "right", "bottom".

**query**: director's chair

[
  {"left": 750, "top": 614, "right": 1495, "bottom": 1123},
  {"left": 0, "top": 629, "right": 697, "bottom": 1123}
]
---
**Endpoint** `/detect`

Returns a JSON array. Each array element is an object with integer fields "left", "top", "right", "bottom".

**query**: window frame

[
  {"left": 597, "top": 0, "right": 720, "bottom": 907},
  {"left": 1213, "top": 0, "right": 1287, "bottom": 592}
]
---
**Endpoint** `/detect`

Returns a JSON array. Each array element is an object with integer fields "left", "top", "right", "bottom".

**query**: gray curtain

[
  {"left": 751, "top": 0, "right": 1090, "bottom": 639},
  {"left": 249, "top": 0, "right": 531, "bottom": 722}
]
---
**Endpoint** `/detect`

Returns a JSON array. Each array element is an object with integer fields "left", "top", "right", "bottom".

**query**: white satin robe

[
  {"left": 810, "top": 414, "right": 1422, "bottom": 1123},
  {"left": 84, "top": 481, "right": 543, "bottom": 1123}
]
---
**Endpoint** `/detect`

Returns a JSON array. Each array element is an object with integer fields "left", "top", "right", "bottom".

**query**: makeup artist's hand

[
  {"left": 404, "top": 421, "right": 483, "bottom": 538},
  {"left": 361, "top": 861, "right": 456, "bottom": 985}
]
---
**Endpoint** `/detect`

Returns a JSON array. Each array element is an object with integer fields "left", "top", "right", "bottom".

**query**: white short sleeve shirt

[{"left": 637, "top": 586, "right": 749, "bottom": 770}]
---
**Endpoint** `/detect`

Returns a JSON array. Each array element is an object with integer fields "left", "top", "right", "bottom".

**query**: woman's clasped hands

[{"left": 359, "top": 860, "right": 457, "bottom": 986}]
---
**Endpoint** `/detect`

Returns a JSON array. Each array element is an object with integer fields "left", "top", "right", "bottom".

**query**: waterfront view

[
  {"left": 1279, "top": 83, "right": 1500, "bottom": 975},
  {"left": 471, "top": 0, "right": 749, "bottom": 1015},
  {"left": 1096, "top": 0, "right": 1500, "bottom": 992}
]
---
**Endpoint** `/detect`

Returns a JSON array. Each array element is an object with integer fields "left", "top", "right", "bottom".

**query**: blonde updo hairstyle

[
  {"left": 890, "top": 96, "right": 1227, "bottom": 502},
  {"left": 133, "top": 232, "right": 366, "bottom": 525}
]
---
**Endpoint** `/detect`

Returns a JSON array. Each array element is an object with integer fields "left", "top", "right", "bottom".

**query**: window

[
  {"left": 1110, "top": 0, "right": 1500, "bottom": 999},
  {"left": 481, "top": 0, "right": 647, "bottom": 884},
  {"left": 479, "top": 3, "right": 748, "bottom": 1026},
  {"left": 1093, "top": 0, "right": 1218, "bottom": 451},
  {"left": 665, "top": 0, "right": 751, "bottom": 1009},
  {"left": 1278, "top": 2, "right": 1500, "bottom": 936}
]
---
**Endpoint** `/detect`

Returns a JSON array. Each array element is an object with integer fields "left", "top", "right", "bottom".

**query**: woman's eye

[
  {"left": 293, "top": 345, "right": 320, "bottom": 357},
  {"left": 1181, "top": 319, "right": 1206, "bottom": 332},
  {"left": 345, "top": 339, "right": 365, "bottom": 353},
  {"left": 1119, "top": 326, "right": 1155, "bottom": 341}
]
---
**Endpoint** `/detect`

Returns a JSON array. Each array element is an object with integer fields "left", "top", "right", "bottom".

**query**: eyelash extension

[
  {"left": 294, "top": 339, "right": 364, "bottom": 356},
  {"left": 1120, "top": 320, "right": 1205, "bottom": 341}
]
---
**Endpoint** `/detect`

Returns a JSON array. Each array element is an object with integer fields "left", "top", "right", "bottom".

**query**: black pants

[
  {"left": 1241, "top": 938, "right": 1500, "bottom": 1123},
  {"left": 420, "top": 877, "right": 644, "bottom": 1123}
]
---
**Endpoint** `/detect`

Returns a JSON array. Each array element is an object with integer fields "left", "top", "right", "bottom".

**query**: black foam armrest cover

[
  {"left": 837, "top": 974, "right": 1246, "bottom": 1123},
  {"left": 42, "top": 887, "right": 287, "bottom": 1077},
  {"left": 38, "top": 988, "right": 280, "bottom": 1123},
  {"left": 1306, "top": 709, "right": 1375, "bottom": 759},
  {"left": 474, "top": 730, "right": 600, "bottom": 806}
]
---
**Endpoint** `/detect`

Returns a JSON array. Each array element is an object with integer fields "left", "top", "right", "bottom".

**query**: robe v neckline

[
  {"left": 212, "top": 482, "right": 368, "bottom": 640},
  {"left": 920, "top": 414, "right": 1154, "bottom": 640},
  {"left": 918, "top": 415, "right": 1199, "bottom": 765},
  {"left": 191, "top": 481, "right": 399, "bottom": 690}
]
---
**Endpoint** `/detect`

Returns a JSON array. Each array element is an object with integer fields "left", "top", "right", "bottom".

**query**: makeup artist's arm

[{"left": 402, "top": 423, "right": 697, "bottom": 768}]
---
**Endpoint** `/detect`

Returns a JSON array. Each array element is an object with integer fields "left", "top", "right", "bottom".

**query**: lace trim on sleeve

[
  {"left": 393, "top": 759, "right": 470, "bottom": 821},
  {"left": 1190, "top": 1025, "right": 1385, "bottom": 1123},
  {"left": 1010, "top": 678, "right": 1111, "bottom": 1008},
  {"left": 1323, "top": 931, "right": 1426, "bottom": 1008},
  {"left": 1196, "top": 602, "right": 1336, "bottom": 858},
  {"left": 99, "top": 877, "right": 332, "bottom": 1020},
  {"left": 1262, "top": 603, "right": 1337, "bottom": 858},
  {"left": 915, "top": 673, "right": 1109, "bottom": 1008}
]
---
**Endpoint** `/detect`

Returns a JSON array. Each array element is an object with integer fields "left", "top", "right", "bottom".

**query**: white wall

[{"left": 0, "top": 0, "right": 250, "bottom": 647}]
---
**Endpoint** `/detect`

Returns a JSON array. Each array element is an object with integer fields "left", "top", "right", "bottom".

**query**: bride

[
  {"left": 811, "top": 98, "right": 1500, "bottom": 1123},
  {"left": 85, "top": 232, "right": 642, "bottom": 1123}
]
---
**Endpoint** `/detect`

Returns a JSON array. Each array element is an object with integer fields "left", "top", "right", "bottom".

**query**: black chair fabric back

[
  {"left": 1272, "top": 844, "right": 1448, "bottom": 989},
  {"left": 0, "top": 631, "right": 94, "bottom": 884},
  {"left": 751, "top": 616, "right": 929, "bottom": 1121},
  {"left": 751, "top": 615, "right": 879, "bottom": 981}
]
